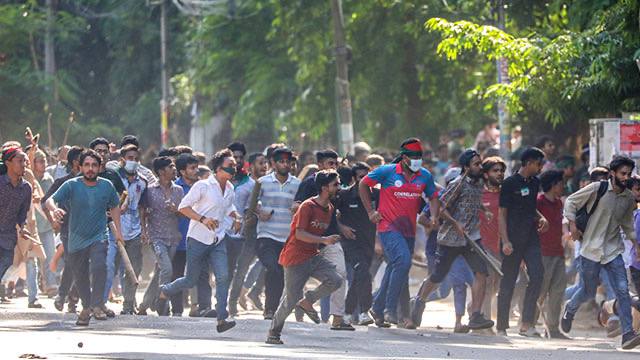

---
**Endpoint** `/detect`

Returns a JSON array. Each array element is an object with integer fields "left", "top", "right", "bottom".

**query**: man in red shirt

[
  {"left": 479, "top": 156, "right": 505, "bottom": 320},
  {"left": 266, "top": 170, "right": 343, "bottom": 345},
  {"left": 536, "top": 170, "right": 569, "bottom": 339}
]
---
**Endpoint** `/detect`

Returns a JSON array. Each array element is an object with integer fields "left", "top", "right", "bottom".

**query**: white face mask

[
  {"left": 409, "top": 159, "right": 422, "bottom": 173},
  {"left": 124, "top": 160, "right": 139, "bottom": 174}
]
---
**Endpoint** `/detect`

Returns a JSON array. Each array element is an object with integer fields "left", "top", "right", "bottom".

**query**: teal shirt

[{"left": 52, "top": 177, "right": 119, "bottom": 253}]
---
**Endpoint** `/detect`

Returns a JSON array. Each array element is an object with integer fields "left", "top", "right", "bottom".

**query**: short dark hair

[
  {"left": 535, "top": 135, "right": 554, "bottom": 149},
  {"left": 175, "top": 154, "right": 199, "bottom": 174},
  {"left": 210, "top": 148, "right": 234, "bottom": 172},
  {"left": 540, "top": 170, "right": 564, "bottom": 192},
  {"left": 79, "top": 149, "right": 102, "bottom": 166},
  {"left": 265, "top": 143, "right": 285, "bottom": 160},
  {"left": 337, "top": 166, "right": 353, "bottom": 186},
  {"left": 152, "top": 156, "right": 173, "bottom": 174},
  {"left": 158, "top": 148, "right": 179, "bottom": 158},
  {"left": 120, "top": 144, "right": 139, "bottom": 158},
  {"left": 352, "top": 161, "right": 371, "bottom": 174},
  {"left": 172, "top": 145, "right": 193, "bottom": 155},
  {"left": 314, "top": 170, "right": 339, "bottom": 191},
  {"left": 520, "top": 147, "right": 545, "bottom": 166},
  {"left": 272, "top": 147, "right": 293, "bottom": 161},
  {"left": 89, "top": 137, "right": 109, "bottom": 150},
  {"left": 481, "top": 156, "right": 506, "bottom": 173},
  {"left": 67, "top": 146, "right": 84, "bottom": 164},
  {"left": 120, "top": 135, "right": 139, "bottom": 148},
  {"left": 590, "top": 166, "right": 610, "bottom": 181},
  {"left": 248, "top": 152, "right": 264, "bottom": 165},
  {"left": 316, "top": 149, "right": 338, "bottom": 163},
  {"left": 609, "top": 155, "right": 635, "bottom": 172},
  {"left": 227, "top": 142, "right": 247, "bottom": 156}
]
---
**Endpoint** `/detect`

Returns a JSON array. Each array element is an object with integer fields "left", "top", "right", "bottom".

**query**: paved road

[{"left": 0, "top": 295, "right": 633, "bottom": 359}]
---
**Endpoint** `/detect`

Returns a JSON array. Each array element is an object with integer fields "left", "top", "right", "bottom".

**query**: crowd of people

[{"left": 2, "top": 127, "right": 640, "bottom": 350}]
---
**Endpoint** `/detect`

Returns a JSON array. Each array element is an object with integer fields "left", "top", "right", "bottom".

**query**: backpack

[{"left": 574, "top": 181, "right": 608, "bottom": 234}]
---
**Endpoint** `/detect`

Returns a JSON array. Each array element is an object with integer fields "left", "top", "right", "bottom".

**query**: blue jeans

[
  {"left": 26, "top": 258, "right": 38, "bottom": 303},
  {"left": 39, "top": 230, "right": 58, "bottom": 290},
  {"left": 372, "top": 231, "right": 414, "bottom": 316},
  {"left": 566, "top": 255, "right": 633, "bottom": 335},
  {"left": 0, "top": 247, "right": 13, "bottom": 281},
  {"left": 104, "top": 230, "right": 118, "bottom": 302},
  {"left": 565, "top": 257, "right": 616, "bottom": 301},
  {"left": 161, "top": 237, "right": 230, "bottom": 320}
]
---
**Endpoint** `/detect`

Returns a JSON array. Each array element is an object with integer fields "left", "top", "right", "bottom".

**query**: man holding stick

[
  {"left": 410, "top": 149, "right": 495, "bottom": 330},
  {"left": 45, "top": 149, "right": 125, "bottom": 326}
]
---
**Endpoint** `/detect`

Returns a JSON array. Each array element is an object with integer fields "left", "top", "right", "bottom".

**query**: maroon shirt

[{"left": 536, "top": 193, "right": 564, "bottom": 257}]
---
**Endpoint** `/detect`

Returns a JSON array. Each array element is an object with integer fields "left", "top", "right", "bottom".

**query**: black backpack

[{"left": 574, "top": 181, "right": 608, "bottom": 233}]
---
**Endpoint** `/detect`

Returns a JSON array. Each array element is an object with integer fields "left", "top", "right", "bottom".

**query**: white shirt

[{"left": 179, "top": 176, "right": 237, "bottom": 245}]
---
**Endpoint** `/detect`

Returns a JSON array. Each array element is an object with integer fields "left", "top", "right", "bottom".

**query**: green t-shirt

[{"left": 52, "top": 177, "right": 119, "bottom": 253}]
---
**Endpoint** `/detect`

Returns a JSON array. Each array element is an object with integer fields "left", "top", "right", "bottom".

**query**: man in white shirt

[{"left": 159, "top": 149, "right": 242, "bottom": 333}]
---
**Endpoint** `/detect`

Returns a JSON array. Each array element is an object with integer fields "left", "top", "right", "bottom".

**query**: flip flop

[{"left": 296, "top": 304, "right": 321, "bottom": 324}]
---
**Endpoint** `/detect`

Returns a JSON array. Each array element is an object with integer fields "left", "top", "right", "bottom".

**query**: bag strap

[{"left": 587, "top": 181, "right": 608, "bottom": 216}]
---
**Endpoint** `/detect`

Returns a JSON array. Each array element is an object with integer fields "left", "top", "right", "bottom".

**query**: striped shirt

[{"left": 257, "top": 172, "right": 300, "bottom": 243}]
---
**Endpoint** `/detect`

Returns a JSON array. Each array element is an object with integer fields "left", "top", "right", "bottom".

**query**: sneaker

[
  {"left": 120, "top": 309, "right": 135, "bottom": 315},
  {"left": 358, "top": 312, "right": 374, "bottom": 326},
  {"left": 370, "top": 310, "right": 391, "bottom": 328},
  {"left": 28, "top": 300, "right": 43, "bottom": 309},
  {"left": 410, "top": 297, "right": 426, "bottom": 327},
  {"left": 216, "top": 319, "right": 236, "bottom": 333},
  {"left": 54, "top": 295, "right": 64, "bottom": 312},
  {"left": 76, "top": 309, "right": 92, "bottom": 326},
  {"left": 560, "top": 305, "right": 574, "bottom": 334},
  {"left": 622, "top": 331, "right": 640, "bottom": 350},
  {"left": 468, "top": 312, "right": 494, "bottom": 330},
  {"left": 93, "top": 306, "right": 108, "bottom": 320},
  {"left": 266, "top": 333, "right": 284, "bottom": 345}
]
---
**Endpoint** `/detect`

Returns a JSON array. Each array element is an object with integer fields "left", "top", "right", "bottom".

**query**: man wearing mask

[
  {"left": 410, "top": 150, "right": 495, "bottom": 331},
  {"left": 359, "top": 138, "right": 439, "bottom": 327},
  {"left": 159, "top": 149, "right": 241, "bottom": 333},
  {"left": 116, "top": 144, "right": 149, "bottom": 315},
  {"left": 562, "top": 156, "right": 640, "bottom": 349},
  {"left": 107, "top": 135, "right": 157, "bottom": 187}
]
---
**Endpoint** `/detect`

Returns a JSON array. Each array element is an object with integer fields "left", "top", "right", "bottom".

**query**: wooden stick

[{"left": 62, "top": 112, "right": 74, "bottom": 146}]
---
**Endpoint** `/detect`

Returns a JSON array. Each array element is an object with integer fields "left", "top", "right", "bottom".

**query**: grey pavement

[{"left": 0, "top": 294, "right": 635, "bottom": 360}]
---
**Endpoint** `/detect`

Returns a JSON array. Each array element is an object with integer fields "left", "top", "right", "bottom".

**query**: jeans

[
  {"left": 69, "top": 241, "right": 108, "bottom": 309},
  {"left": 245, "top": 260, "right": 264, "bottom": 288},
  {"left": 496, "top": 239, "right": 544, "bottom": 331},
  {"left": 118, "top": 236, "right": 143, "bottom": 311},
  {"left": 537, "top": 256, "right": 566, "bottom": 332},
  {"left": 0, "top": 247, "right": 14, "bottom": 281},
  {"left": 141, "top": 242, "right": 177, "bottom": 311},
  {"left": 39, "top": 230, "right": 58, "bottom": 290},
  {"left": 104, "top": 231, "right": 118, "bottom": 302},
  {"left": 566, "top": 255, "right": 633, "bottom": 335},
  {"left": 372, "top": 231, "right": 414, "bottom": 316},
  {"left": 269, "top": 255, "right": 342, "bottom": 335},
  {"left": 170, "top": 249, "right": 186, "bottom": 314},
  {"left": 161, "top": 237, "right": 230, "bottom": 320},
  {"left": 565, "top": 257, "right": 616, "bottom": 301},
  {"left": 26, "top": 258, "right": 38, "bottom": 303},
  {"left": 256, "top": 237, "right": 285, "bottom": 314},
  {"left": 225, "top": 235, "right": 244, "bottom": 280},
  {"left": 229, "top": 229, "right": 259, "bottom": 307},
  {"left": 57, "top": 233, "right": 75, "bottom": 301}
]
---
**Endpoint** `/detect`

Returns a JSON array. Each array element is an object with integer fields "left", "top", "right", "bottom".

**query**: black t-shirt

[
  {"left": 99, "top": 168, "right": 126, "bottom": 195},
  {"left": 294, "top": 175, "right": 318, "bottom": 202},
  {"left": 334, "top": 185, "right": 378, "bottom": 250},
  {"left": 499, "top": 173, "right": 540, "bottom": 241}
]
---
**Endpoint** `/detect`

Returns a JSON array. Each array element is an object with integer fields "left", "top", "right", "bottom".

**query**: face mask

[
  {"left": 221, "top": 166, "right": 236, "bottom": 176},
  {"left": 124, "top": 160, "right": 139, "bottom": 174},
  {"left": 409, "top": 159, "right": 422, "bottom": 172}
]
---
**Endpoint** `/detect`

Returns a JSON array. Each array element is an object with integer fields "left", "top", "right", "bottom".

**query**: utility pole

[
  {"left": 160, "top": 0, "right": 169, "bottom": 148},
  {"left": 330, "top": 0, "right": 354, "bottom": 155},
  {"left": 496, "top": 0, "right": 511, "bottom": 169},
  {"left": 45, "top": 0, "right": 57, "bottom": 147}
]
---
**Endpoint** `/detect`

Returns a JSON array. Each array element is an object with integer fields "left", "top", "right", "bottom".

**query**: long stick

[
  {"left": 62, "top": 112, "right": 74, "bottom": 146},
  {"left": 109, "top": 190, "right": 138, "bottom": 286}
]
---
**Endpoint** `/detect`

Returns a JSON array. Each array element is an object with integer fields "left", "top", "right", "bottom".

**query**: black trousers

[
  {"left": 344, "top": 243, "right": 373, "bottom": 314},
  {"left": 256, "top": 237, "right": 284, "bottom": 313},
  {"left": 496, "top": 238, "right": 544, "bottom": 330}
]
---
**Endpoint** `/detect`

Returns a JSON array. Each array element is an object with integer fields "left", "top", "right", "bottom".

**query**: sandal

[
  {"left": 454, "top": 325, "right": 470, "bottom": 334},
  {"left": 266, "top": 335, "right": 284, "bottom": 345},
  {"left": 331, "top": 321, "right": 356, "bottom": 331},
  {"left": 296, "top": 304, "right": 320, "bottom": 324}
]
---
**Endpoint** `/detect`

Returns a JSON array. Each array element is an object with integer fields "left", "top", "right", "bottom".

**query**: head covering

[
  {"left": 399, "top": 139, "right": 423, "bottom": 158},
  {"left": 458, "top": 149, "right": 480, "bottom": 168},
  {"left": 444, "top": 167, "right": 462, "bottom": 185}
]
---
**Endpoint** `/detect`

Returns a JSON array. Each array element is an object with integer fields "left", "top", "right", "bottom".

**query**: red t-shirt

[
  {"left": 536, "top": 194, "right": 564, "bottom": 257},
  {"left": 279, "top": 198, "right": 333, "bottom": 267},
  {"left": 479, "top": 189, "right": 500, "bottom": 256}
]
